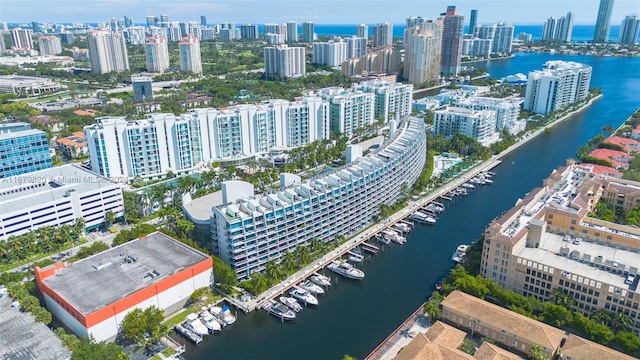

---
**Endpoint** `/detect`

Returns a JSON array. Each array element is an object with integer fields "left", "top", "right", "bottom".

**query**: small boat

[
  {"left": 451, "top": 244, "right": 470, "bottom": 263},
  {"left": 265, "top": 300, "right": 296, "bottom": 321},
  {"left": 348, "top": 251, "right": 364, "bottom": 263},
  {"left": 482, "top": 177, "right": 493, "bottom": 184},
  {"left": 279, "top": 296, "right": 303, "bottom": 312},
  {"left": 186, "top": 313, "right": 209, "bottom": 336},
  {"left": 199, "top": 310, "right": 222, "bottom": 332},
  {"left": 393, "top": 223, "right": 411, "bottom": 232},
  {"left": 461, "top": 182, "right": 475, "bottom": 189},
  {"left": 299, "top": 280, "right": 325, "bottom": 295},
  {"left": 174, "top": 323, "right": 203, "bottom": 345},
  {"left": 210, "top": 305, "right": 236, "bottom": 326},
  {"left": 327, "top": 260, "right": 365, "bottom": 280},
  {"left": 375, "top": 234, "right": 391, "bottom": 245},
  {"left": 409, "top": 211, "right": 436, "bottom": 224},
  {"left": 290, "top": 287, "right": 319, "bottom": 306},
  {"left": 381, "top": 229, "right": 405, "bottom": 244},
  {"left": 310, "top": 273, "right": 331, "bottom": 287}
]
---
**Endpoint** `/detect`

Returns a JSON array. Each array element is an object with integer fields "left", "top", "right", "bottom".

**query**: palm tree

[
  {"left": 589, "top": 309, "right": 612, "bottom": 325},
  {"left": 281, "top": 251, "right": 298, "bottom": 273},
  {"left": 610, "top": 311, "right": 633, "bottom": 333},
  {"left": 264, "top": 260, "right": 285, "bottom": 281},
  {"left": 295, "top": 245, "right": 312, "bottom": 265},
  {"left": 104, "top": 210, "right": 116, "bottom": 228},
  {"left": 309, "top": 238, "right": 323, "bottom": 255},
  {"left": 73, "top": 218, "right": 86, "bottom": 237}
]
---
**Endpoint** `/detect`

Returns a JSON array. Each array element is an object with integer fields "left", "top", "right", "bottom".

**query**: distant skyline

[{"left": 1, "top": 0, "right": 639, "bottom": 25}]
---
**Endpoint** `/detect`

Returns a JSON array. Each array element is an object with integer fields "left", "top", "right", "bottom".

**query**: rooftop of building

[
  {"left": 560, "top": 334, "right": 637, "bottom": 360},
  {"left": 441, "top": 291, "right": 566, "bottom": 351},
  {"left": 542, "top": 60, "right": 592, "bottom": 71},
  {"left": 0, "top": 127, "right": 45, "bottom": 140},
  {"left": 0, "top": 295, "right": 71, "bottom": 360},
  {"left": 41, "top": 232, "right": 210, "bottom": 315},
  {"left": 131, "top": 76, "right": 152, "bottom": 83},
  {"left": 0, "top": 164, "right": 121, "bottom": 212},
  {"left": 578, "top": 163, "right": 622, "bottom": 177},
  {"left": 0, "top": 75, "right": 54, "bottom": 86},
  {"left": 183, "top": 190, "right": 223, "bottom": 223}
]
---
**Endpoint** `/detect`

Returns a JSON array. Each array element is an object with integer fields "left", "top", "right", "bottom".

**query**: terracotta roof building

[
  {"left": 56, "top": 131, "right": 88, "bottom": 159},
  {"left": 441, "top": 291, "right": 565, "bottom": 358},
  {"left": 603, "top": 136, "right": 640, "bottom": 153},
  {"left": 587, "top": 148, "right": 632, "bottom": 169},
  {"left": 559, "top": 334, "right": 637, "bottom": 360}
]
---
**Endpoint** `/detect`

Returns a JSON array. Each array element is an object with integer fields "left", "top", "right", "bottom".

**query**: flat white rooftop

[{"left": 42, "top": 232, "right": 210, "bottom": 315}]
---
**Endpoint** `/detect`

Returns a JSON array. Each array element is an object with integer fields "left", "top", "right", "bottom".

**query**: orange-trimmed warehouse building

[{"left": 35, "top": 232, "right": 212, "bottom": 342}]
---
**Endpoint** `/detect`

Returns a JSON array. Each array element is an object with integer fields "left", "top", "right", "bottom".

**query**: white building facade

[
  {"left": 211, "top": 117, "right": 426, "bottom": 279},
  {"left": 433, "top": 107, "right": 500, "bottom": 146},
  {"left": 451, "top": 96, "right": 522, "bottom": 131},
  {"left": 263, "top": 44, "right": 306, "bottom": 77},
  {"left": 145, "top": 35, "right": 170, "bottom": 73},
  {"left": 524, "top": 60, "right": 592, "bottom": 115},
  {"left": 179, "top": 35, "right": 202, "bottom": 74},
  {"left": 87, "top": 30, "right": 129, "bottom": 74},
  {"left": 312, "top": 39, "right": 347, "bottom": 66}
]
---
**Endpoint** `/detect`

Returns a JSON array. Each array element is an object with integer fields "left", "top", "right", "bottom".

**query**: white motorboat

[
  {"left": 394, "top": 223, "right": 411, "bottom": 232},
  {"left": 327, "top": 260, "right": 365, "bottom": 280},
  {"left": 265, "top": 300, "right": 296, "bottom": 321},
  {"left": 279, "top": 296, "right": 303, "bottom": 312},
  {"left": 451, "top": 244, "right": 470, "bottom": 263},
  {"left": 381, "top": 229, "right": 405, "bottom": 244},
  {"left": 186, "top": 313, "right": 209, "bottom": 336},
  {"left": 461, "top": 182, "right": 475, "bottom": 189},
  {"left": 290, "top": 287, "right": 319, "bottom": 306},
  {"left": 375, "top": 234, "right": 391, "bottom": 245},
  {"left": 199, "top": 310, "right": 222, "bottom": 332},
  {"left": 174, "top": 323, "right": 202, "bottom": 345},
  {"left": 348, "top": 251, "right": 364, "bottom": 263},
  {"left": 210, "top": 305, "right": 236, "bottom": 326},
  {"left": 457, "top": 244, "right": 469, "bottom": 253},
  {"left": 409, "top": 211, "right": 436, "bottom": 224},
  {"left": 299, "top": 280, "right": 325, "bottom": 295},
  {"left": 310, "top": 273, "right": 331, "bottom": 287}
]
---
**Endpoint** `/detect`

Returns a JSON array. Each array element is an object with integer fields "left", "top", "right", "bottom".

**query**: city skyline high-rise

[
  {"left": 144, "top": 35, "right": 170, "bottom": 73},
  {"left": 469, "top": 9, "right": 478, "bottom": 34},
  {"left": 11, "top": 28, "right": 34, "bottom": 49},
  {"left": 264, "top": 44, "right": 306, "bottom": 77},
  {"left": 373, "top": 22, "right": 393, "bottom": 47},
  {"left": 302, "top": 21, "right": 314, "bottom": 43},
  {"left": 619, "top": 14, "right": 640, "bottom": 44},
  {"left": 593, "top": 0, "right": 615, "bottom": 42},
  {"left": 440, "top": 6, "right": 464, "bottom": 77},
  {"left": 38, "top": 35, "right": 62, "bottom": 55},
  {"left": 356, "top": 24, "right": 368, "bottom": 41},
  {"left": 286, "top": 20, "right": 298, "bottom": 43},
  {"left": 87, "top": 29, "right": 129, "bottom": 74},
  {"left": 179, "top": 34, "right": 202, "bottom": 74},
  {"left": 404, "top": 19, "right": 443, "bottom": 85}
]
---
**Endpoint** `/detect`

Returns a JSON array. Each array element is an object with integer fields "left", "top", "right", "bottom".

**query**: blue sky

[{"left": 1, "top": 0, "right": 639, "bottom": 25}]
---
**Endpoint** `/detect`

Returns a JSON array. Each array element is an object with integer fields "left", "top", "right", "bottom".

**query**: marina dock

[{"left": 225, "top": 158, "right": 502, "bottom": 313}]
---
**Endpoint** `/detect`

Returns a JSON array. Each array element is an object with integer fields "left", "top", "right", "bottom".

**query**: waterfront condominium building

[
  {"left": 317, "top": 87, "right": 375, "bottom": 137},
  {"left": 85, "top": 97, "right": 330, "bottom": 180},
  {"left": 373, "top": 22, "right": 393, "bottom": 47},
  {"left": 403, "top": 19, "right": 443, "bottom": 85},
  {"left": 144, "top": 35, "right": 170, "bottom": 73},
  {"left": 179, "top": 35, "right": 202, "bottom": 74},
  {"left": 469, "top": 9, "right": 478, "bottom": 34},
  {"left": 11, "top": 28, "right": 34, "bottom": 49},
  {"left": 38, "top": 36, "right": 62, "bottom": 55},
  {"left": 450, "top": 96, "right": 522, "bottom": 131},
  {"left": 286, "top": 21, "right": 298, "bottom": 43},
  {"left": 480, "top": 162, "right": 640, "bottom": 334},
  {"left": 312, "top": 39, "right": 347, "bottom": 66},
  {"left": 265, "top": 33, "right": 286, "bottom": 45},
  {"left": 356, "top": 24, "right": 368, "bottom": 41},
  {"left": 240, "top": 24, "right": 259, "bottom": 39},
  {"left": 542, "top": 12, "right": 574, "bottom": 42},
  {"left": 263, "top": 44, "right": 306, "bottom": 77},
  {"left": 264, "top": 23, "right": 286, "bottom": 36},
  {"left": 441, "top": 6, "right": 464, "bottom": 77},
  {"left": 492, "top": 22, "right": 514, "bottom": 54},
  {"left": 87, "top": 30, "right": 129, "bottom": 74},
  {"left": 524, "top": 60, "right": 592, "bottom": 115},
  {"left": 351, "top": 80, "right": 413, "bottom": 122},
  {"left": 346, "top": 36, "right": 367, "bottom": 59},
  {"left": 302, "top": 21, "right": 314, "bottom": 43},
  {"left": 433, "top": 107, "right": 500, "bottom": 146},
  {"left": 594, "top": 0, "right": 615, "bottom": 43},
  {"left": 0, "top": 164, "right": 124, "bottom": 240},
  {"left": 0, "top": 122, "right": 51, "bottom": 178},
  {"left": 619, "top": 15, "right": 640, "bottom": 44},
  {"left": 210, "top": 117, "right": 426, "bottom": 279}
]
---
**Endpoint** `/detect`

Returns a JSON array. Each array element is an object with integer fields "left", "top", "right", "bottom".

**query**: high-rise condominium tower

[
  {"left": 286, "top": 21, "right": 298, "bottom": 43},
  {"left": 179, "top": 35, "right": 202, "bottom": 74},
  {"left": 593, "top": 0, "right": 614, "bottom": 43},
  {"left": 404, "top": 19, "right": 443, "bottom": 85},
  {"left": 87, "top": 30, "right": 129, "bottom": 73},
  {"left": 440, "top": 6, "right": 464, "bottom": 77},
  {"left": 356, "top": 24, "right": 368, "bottom": 41},
  {"left": 373, "top": 22, "right": 393, "bottom": 47},
  {"left": 145, "top": 35, "right": 170, "bottom": 73},
  {"left": 619, "top": 15, "right": 640, "bottom": 44},
  {"left": 11, "top": 28, "right": 34, "bottom": 49},
  {"left": 302, "top": 21, "right": 314, "bottom": 43},
  {"left": 469, "top": 10, "right": 478, "bottom": 34}
]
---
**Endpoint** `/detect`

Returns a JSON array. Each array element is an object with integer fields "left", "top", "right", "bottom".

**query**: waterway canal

[{"left": 185, "top": 53, "right": 640, "bottom": 359}]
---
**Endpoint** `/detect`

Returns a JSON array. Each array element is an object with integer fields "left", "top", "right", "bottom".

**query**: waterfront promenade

[{"left": 224, "top": 93, "right": 601, "bottom": 314}]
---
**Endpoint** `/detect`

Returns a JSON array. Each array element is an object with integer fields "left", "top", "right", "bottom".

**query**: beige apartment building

[{"left": 481, "top": 161, "right": 640, "bottom": 334}]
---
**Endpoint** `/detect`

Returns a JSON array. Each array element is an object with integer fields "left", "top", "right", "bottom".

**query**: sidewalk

[{"left": 366, "top": 306, "right": 431, "bottom": 360}]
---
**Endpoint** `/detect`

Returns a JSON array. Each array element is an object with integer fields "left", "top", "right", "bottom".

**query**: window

[{"left": 476, "top": 325, "right": 481, "bottom": 331}]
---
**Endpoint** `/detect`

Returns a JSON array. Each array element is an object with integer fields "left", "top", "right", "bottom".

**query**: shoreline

[{"left": 461, "top": 54, "right": 515, "bottom": 64}]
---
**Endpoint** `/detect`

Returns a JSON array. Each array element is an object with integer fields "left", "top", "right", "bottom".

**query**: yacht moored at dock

[
  {"left": 210, "top": 305, "right": 237, "bottom": 326},
  {"left": 279, "top": 296, "right": 303, "bottom": 312},
  {"left": 299, "top": 280, "right": 325, "bottom": 295},
  {"left": 290, "top": 287, "right": 319, "bottom": 306},
  {"left": 185, "top": 313, "right": 210, "bottom": 336},
  {"left": 199, "top": 310, "right": 222, "bottom": 332},
  {"left": 174, "top": 323, "right": 203, "bottom": 345},
  {"left": 451, "top": 244, "right": 470, "bottom": 263},
  {"left": 264, "top": 300, "right": 296, "bottom": 321},
  {"left": 310, "top": 273, "right": 331, "bottom": 287},
  {"left": 409, "top": 211, "right": 436, "bottom": 224},
  {"left": 327, "top": 260, "right": 365, "bottom": 280}
]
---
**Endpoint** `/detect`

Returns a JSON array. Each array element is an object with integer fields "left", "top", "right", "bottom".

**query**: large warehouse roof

[{"left": 42, "top": 232, "right": 210, "bottom": 315}]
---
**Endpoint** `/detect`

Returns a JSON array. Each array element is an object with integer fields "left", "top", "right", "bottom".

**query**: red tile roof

[
  {"left": 579, "top": 163, "right": 623, "bottom": 177},
  {"left": 604, "top": 136, "right": 640, "bottom": 153},
  {"left": 588, "top": 148, "right": 632, "bottom": 169}
]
